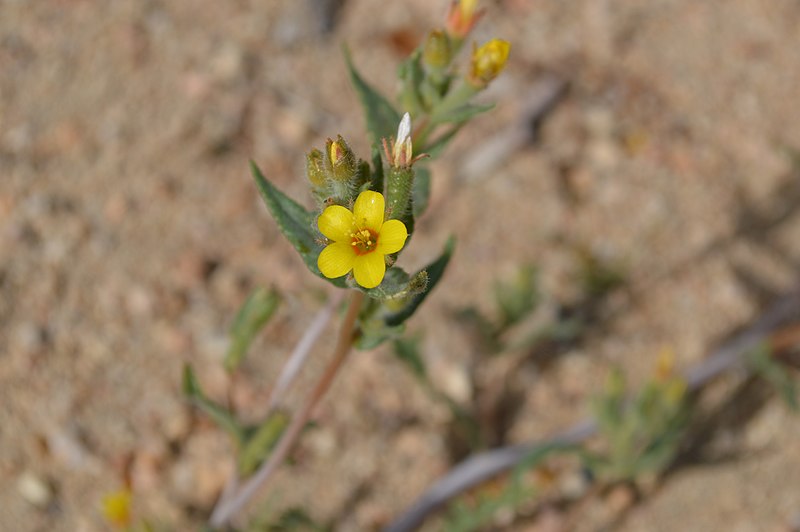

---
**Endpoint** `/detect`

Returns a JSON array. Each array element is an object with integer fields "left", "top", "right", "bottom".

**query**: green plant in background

[
  {"left": 173, "top": 1, "right": 512, "bottom": 529},
  {"left": 454, "top": 265, "right": 540, "bottom": 354},
  {"left": 746, "top": 344, "right": 799, "bottom": 411},
  {"left": 388, "top": 254, "right": 627, "bottom": 460},
  {"left": 585, "top": 350, "right": 690, "bottom": 484}
]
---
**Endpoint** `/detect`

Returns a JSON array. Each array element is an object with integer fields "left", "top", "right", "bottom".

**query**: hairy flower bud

[
  {"left": 306, "top": 148, "right": 327, "bottom": 188},
  {"left": 469, "top": 39, "right": 510, "bottom": 87},
  {"left": 423, "top": 30, "right": 452, "bottom": 69},
  {"left": 325, "top": 135, "right": 357, "bottom": 183}
]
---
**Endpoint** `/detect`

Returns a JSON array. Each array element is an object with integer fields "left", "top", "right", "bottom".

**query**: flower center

[{"left": 350, "top": 227, "right": 378, "bottom": 255}]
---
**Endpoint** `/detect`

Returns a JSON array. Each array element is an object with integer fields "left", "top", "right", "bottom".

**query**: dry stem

[{"left": 209, "top": 290, "right": 365, "bottom": 528}]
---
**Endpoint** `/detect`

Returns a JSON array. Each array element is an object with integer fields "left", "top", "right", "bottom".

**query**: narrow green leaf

[
  {"left": 238, "top": 411, "right": 290, "bottom": 476},
  {"left": 494, "top": 265, "right": 538, "bottom": 330},
  {"left": 432, "top": 102, "right": 494, "bottom": 127},
  {"left": 748, "top": 346, "right": 799, "bottom": 411},
  {"left": 271, "top": 507, "right": 329, "bottom": 532},
  {"left": 384, "top": 236, "right": 455, "bottom": 327},
  {"left": 251, "top": 161, "right": 346, "bottom": 288},
  {"left": 392, "top": 336, "right": 427, "bottom": 379},
  {"left": 225, "top": 287, "right": 281, "bottom": 373},
  {"left": 182, "top": 365, "right": 244, "bottom": 443},
  {"left": 343, "top": 45, "right": 402, "bottom": 145},
  {"left": 412, "top": 166, "right": 431, "bottom": 219},
  {"left": 398, "top": 51, "right": 426, "bottom": 115},
  {"left": 422, "top": 124, "right": 465, "bottom": 159},
  {"left": 355, "top": 323, "right": 406, "bottom": 350},
  {"left": 370, "top": 143, "right": 384, "bottom": 194}
]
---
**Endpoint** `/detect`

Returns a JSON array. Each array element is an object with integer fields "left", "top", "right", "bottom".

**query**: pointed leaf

[
  {"left": 225, "top": 287, "right": 281, "bottom": 373},
  {"left": 355, "top": 322, "right": 406, "bottom": 350},
  {"left": 398, "top": 51, "right": 426, "bottom": 116},
  {"left": 238, "top": 411, "right": 290, "bottom": 476},
  {"left": 182, "top": 365, "right": 244, "bottom": 443},
  {"left": 370, "top": 143, "right": 385, "bottom": 193},
  {"left": 392, "top": 336, "right": 427, "bottom": 379},
  {"left": 385, "top": 236, "right": 455, "bottom": 327},
  {"left": 422, "top": 123, "right": 466, "bottom": 159},
  {"left": 343, "top": 45, "right": 402, "bottom": 145},
  {"left": 251, "top": 161, "right": 346, "bottom": 288},
  {"left": 432, "top": 102, "right": 494, "bottom": 126},
  {"left": 494, "top": 265, "right": 538, "bottom": 330},
  {"left": 412, "top": 166, "right": 431, "bottom": 218}
]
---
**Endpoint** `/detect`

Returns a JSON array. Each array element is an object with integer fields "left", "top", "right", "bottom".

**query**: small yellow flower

[
  {"left": 470, "top": 39, "right": 510, "bottom": 86},
  {"left": 317, "top": 190, "right": 408, "bottom": 288},
  {"left": 101, "top": 489, "right": 132, "bottom": 528}
]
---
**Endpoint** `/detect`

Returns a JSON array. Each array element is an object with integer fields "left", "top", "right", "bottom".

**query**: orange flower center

[{"left": 350, "top": 228, "right": 378, "bottom": 255}]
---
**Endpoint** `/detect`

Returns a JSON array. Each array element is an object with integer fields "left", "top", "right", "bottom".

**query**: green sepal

[
  {"left": 251, "top": 161, "right": 346, "bottom": 288},
  {"left": 412, "top": 166, "right": 431, "bottom": 218},
  {"left": 343, "top": 45, "right": 402, "bottom": 146},
  {"left": 384, "top": 236, "right": 455, "bottom": 327},
  {"left": 182, "top": 365, "right": 244, "bottom": 443},
  {"left": 237, "top": 411, "right": 290, "bottom": 476},
  {"left": 224, "top": 287, "right": 281, "bottom": 373}
]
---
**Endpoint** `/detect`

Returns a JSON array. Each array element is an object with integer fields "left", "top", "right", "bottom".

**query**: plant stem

[
  {"left": 209, "top": 290, "right": 365, "bottom": 528},
  {"left": 266, "top": 292, "right": 344, "bottom": 414}
]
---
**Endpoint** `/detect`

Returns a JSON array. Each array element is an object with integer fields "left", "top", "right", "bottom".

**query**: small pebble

[{"left": 17, "top": 471, "right": 52, "bottom": 508}]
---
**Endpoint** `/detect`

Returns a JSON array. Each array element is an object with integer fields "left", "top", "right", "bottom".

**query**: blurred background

[{"left": 3, "top": 0, "right": 800, "bottom": 530}]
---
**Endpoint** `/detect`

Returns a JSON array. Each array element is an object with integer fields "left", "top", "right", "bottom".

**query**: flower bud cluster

[
  {"left": 397, "top": 0, "right": 509, "bottom": 138},
  {"left": 306, "top": 135, "right": 370, "bottom": 207}
]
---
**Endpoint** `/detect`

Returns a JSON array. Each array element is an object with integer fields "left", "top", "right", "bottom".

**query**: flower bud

[
  {"left": 446, "top": 0, "right": 483, "bottom": 39},
  {"left": 469, "top": 39, "right": 510, "bottom": 87},
  {"left": 423, "top": 30, "right": 452, "bottom": 69},
  {"left": 325, "top": 135, "right": 357, "bottom": 183},
  {"left": 306, "top": 148, "right": 327, "bottom": 188},
  {"left": 391, "top": 112, "right": 414, "bottom": 168}
]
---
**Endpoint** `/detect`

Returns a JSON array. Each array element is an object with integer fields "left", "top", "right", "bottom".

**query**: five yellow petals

[{"left": 317, "top": 191, "right": 408, "bottom": 289}]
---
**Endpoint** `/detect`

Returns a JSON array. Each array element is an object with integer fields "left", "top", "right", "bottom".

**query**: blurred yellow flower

[
  {"left": 317, "top": 191, "right": 407, "bottom": 288},
  {"left": 470, "top": 39, "right": 510, "bottom": 86},
  {"left": 101, "top": 489, "right": 132, "bottom": 528}
]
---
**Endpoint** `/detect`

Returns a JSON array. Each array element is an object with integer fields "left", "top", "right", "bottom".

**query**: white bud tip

[{"left": 397, "top": 112, "right": 411, "bottom": 145}]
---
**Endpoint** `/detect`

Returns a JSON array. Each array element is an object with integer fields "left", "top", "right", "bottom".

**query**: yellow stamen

[{"left": 350, "top": 228, "right": 378, "bottom": 254}]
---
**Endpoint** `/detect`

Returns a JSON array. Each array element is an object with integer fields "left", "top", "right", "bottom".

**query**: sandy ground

[{"left": 2, "top": 0, "right": 800, "bottom": 530}]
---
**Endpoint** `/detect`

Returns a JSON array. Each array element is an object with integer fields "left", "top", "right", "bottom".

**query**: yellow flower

[
  {"left": 470, "top": 39, "right": 510, "bottom": 86},
  {"left": 101, "top": 489, "right": 132, "bottom": 528},
  {"left": 317, "top": 190, "right": 408, "bottom": 288}
]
